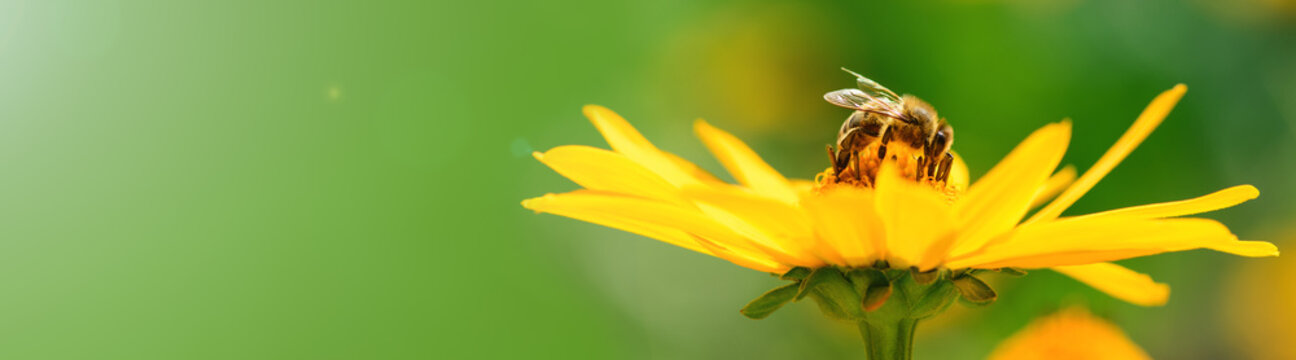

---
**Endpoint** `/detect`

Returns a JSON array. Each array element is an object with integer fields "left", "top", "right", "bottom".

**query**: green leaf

[
  {"left": 739, "top": 283, "right": 800, "bottom": 320},
  {"left": 780, "top": 266, "right": 812, "bottom": 281},
  {"left": 952, "top": 274, "right": 997, "bottom": 305}
]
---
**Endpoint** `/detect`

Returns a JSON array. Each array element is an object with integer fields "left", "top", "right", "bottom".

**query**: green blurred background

[{"left": 1, "top": 0, "right": 1294, "bottom": 358}]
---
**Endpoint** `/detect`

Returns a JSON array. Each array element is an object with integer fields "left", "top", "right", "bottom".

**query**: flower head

[{"left": 523, "top": 85, "right": 1277, "bottom": 307}]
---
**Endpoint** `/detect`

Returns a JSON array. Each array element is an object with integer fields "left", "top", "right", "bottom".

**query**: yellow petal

[
  {"left": 1026, "top": 85, "right": 1187, "bottom": 224},
  {"left": 692, "top": 235, "right": 790, "bottom": 273},
  {"left": 947, "top": 217, "right": 1247, "bottom": 269},
  {"left": 694, "top": 120, "right": 798, "bottom": 204},
  {"left": 1209, "top": 240, "right": 1279, "bottom": 257},
  {"left": 801, "top": 186, "right": 885, "bottom": 267},
  {"left": 948, "top": 151, "right": 970, "bottom": 192},
  {"left": 683, "top": 186, "right": 825, "bottom": 267},
  {"left": 789, "top": 179, "right": 818, "bottom": 194},
  {"left": 522, "top": 192, "right": 712, "bottom": 255},
  {"left": 533, "top": 145, "right": 681, "bottom": 202},
  {"left": 1052, "top": 263, "right": 1170, "bottom": 306},
  {"left": 1029, "top": 165, "right": 1077, "bottom": 209},
  {"left": 1070, "top": 185, "right": 1259, "bottom": 222},
  {"left": 951, "top": 122, "right": 1071, "bottom": 256},
  {"left": 874, "top": 163, "right": 957, "bottom": 270},
  {"left": 524, "top": 191, "right": 812, "bottom": 272},
  {"left": 989, "top": 307, "right": 1151, "bottom": 360},
  {"left": 583, "top": 105, "right": 702, "bottom": 187},
  {"left": 522, "top": 190, "right": 788, "bottom": 265}
]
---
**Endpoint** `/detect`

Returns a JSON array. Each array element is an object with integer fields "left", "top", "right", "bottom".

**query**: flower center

[{"left": 816, "top": 145, "right": 957, "bottom": 197}]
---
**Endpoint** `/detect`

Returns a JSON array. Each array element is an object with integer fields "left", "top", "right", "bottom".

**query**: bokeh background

[{"left": 1, "top": 0, "right": 1294, "bottom": 358}]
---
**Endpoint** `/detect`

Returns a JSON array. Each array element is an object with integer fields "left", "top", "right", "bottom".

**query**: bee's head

[{"left": 926, "top": 121, "right": 954, "bottom": 159}]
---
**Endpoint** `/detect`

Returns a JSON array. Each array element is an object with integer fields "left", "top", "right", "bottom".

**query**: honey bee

[{"left": 823, "top": 68, "right": 954, "bottom": 185}]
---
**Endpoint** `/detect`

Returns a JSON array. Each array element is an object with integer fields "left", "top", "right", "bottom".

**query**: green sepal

[
  {"left": 740, "top": 282, "right": 800, "bottom": 320},
  {"left": 807, "top": 288, "right": 849, "bottom": 319},
  {"left": 847, "top": 268, "right": 892, "bottom": 312},
  {"left": 997, "top": 267, "right": 1027, "bottom": 276},
  {"left": 951, "top": 274, "right": 997, "bottom": 305},
  {"left": 795, "top": 267, "right": 826, "bottom": 301},
  {"left": 908, "top": 280, "right": 958, "bottom": 319},
  {"left": 847, "top": 268, "right": 888, "bottom": 294},
  {"left": 780, "top": 266, "right": 812, "bottom": 281},
  {"left": 910, "top": 267, "right": 939, "bottom": 285},
  {"left": 949, "top": 268, "right": 969, "bottom": 279},
  {"left": 797, "top": 267, "right": 853, "bottom": 301},
  {"left": 742, "top": 265, "right": 977, "bottom": 329},
  {"left": 799, "top": 268, "right": 863, "bottom": 320},
  {"left": 861, "top": 281, "right": 893, "bottom": 312}
]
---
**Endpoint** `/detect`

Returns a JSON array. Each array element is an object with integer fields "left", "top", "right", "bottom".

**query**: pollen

[{"left": 815, "top": 146, "right": 962, "bottom": 203}]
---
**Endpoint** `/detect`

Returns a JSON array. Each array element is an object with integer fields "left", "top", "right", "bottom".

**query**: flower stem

[{"left": 858, "top": 317, "right": 918, "bottom": 360}]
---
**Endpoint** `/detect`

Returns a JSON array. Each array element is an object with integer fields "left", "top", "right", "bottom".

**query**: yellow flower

[
  {"left": 522, "top": 84, "right": 1277, "bottom": 306},
  {"left": 988, "top": 307, "right": 1150, "bottom": 360}
]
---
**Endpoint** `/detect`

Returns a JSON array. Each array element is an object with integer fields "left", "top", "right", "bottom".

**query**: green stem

[{"left": 858, "top": 318, "right": 918, "bottom": 360}]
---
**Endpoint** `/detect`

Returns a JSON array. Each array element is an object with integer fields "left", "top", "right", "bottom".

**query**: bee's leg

[
  {"left": 913, "top": 156, "right": 924, "bottom": 181},
  {"left": 855, "top": 152, "right": 866, "bottom": 182},
  {"left": 876, "top": 126, "right": 892, "bottom": 160},
  {"left": 936, "top": 152, "right": 954, "bottom": 182},
  {"left": 847, "top": 152, "right": 860, "bottom": 181},
  {"left": 827, "top": 145, "right": 840, "bottom": 175},
  {"left": 917, "top": 156, "right": 929, "bottom": 180},
  {"left": 925, "top": 156, "right": 939, "bottom": 180},
  {"left": 834, "top": 128, "right": 861, "bottom": 174}
]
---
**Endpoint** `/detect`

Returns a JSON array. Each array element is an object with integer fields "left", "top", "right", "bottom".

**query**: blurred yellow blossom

[{"left": 989, "top": 307, "right": 1150, "bottom": 360}]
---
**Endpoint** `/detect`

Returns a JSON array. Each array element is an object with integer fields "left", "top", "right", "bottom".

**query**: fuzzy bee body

[{"left": 824, "top": 69, "right": 954, "bottom": 186}]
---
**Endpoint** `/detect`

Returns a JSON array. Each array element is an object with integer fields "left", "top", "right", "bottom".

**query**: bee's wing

[
  {"left": 824, "top": 88, "right": 874, "bottom": 110},
  {"left": 824, "top": 88, "right": 905, "bottom": 119},
  {"left": 841, "top": 68, "right": 901, "bottom": 103}
]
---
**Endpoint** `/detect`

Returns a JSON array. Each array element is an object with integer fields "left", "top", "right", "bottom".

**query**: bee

[{"left": 823, "top": 68, "right": 954, "bottom": 185}]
